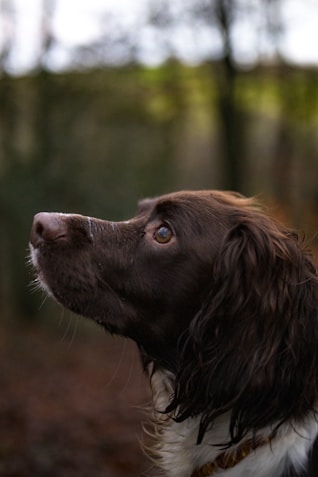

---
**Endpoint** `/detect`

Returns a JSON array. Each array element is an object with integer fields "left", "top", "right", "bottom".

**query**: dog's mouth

[
  {"left": 29, "top": 212, "right": 101, "bottom": 311},
  {"left": 29, "top": 243, "right": 53, "bottom": 297},
  {"left": 28, "top": 211, "right": 138, "bottom": 333}
]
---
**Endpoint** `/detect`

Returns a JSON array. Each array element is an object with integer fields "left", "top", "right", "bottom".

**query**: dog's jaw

[{"left": 29, "top": 243, "right": 54, "bottom": 298}]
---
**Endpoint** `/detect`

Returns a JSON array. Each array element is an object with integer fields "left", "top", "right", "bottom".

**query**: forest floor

[{"left": 0, "top": 318, "right": 152, "bottom": 477}]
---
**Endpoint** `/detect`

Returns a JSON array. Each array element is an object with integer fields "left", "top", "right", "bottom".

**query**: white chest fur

[{"left": 148, "top": 367, "right": 318, "bottom": 477}]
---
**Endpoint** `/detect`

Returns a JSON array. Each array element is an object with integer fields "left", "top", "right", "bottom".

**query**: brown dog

[{"left": 30, "top": 190, "right": 318, "bottom": 477}]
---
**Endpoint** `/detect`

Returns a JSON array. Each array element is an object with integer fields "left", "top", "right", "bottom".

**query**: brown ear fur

[{"left": 167, "top": 215, "right": 318, "bottom": 445}]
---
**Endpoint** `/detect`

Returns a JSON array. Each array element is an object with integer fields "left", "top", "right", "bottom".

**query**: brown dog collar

[{"left": 191, "top": 436, "right": 270, "bottom": 477}]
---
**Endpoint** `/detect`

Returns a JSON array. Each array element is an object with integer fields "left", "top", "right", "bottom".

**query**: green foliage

[{"left": 0, "top": 62, "right": 317, "bottom": 321}]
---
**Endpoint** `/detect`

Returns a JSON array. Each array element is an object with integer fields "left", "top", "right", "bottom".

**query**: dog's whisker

[
  {"left": 38, "top": 294, "right": 48, "bottom": 310},
  {"left": 102, "top": 338, "right": 127, "bottom": 389},
  {"left": 27, "top": 278, "right": 39, "bottom": 292},
  {"left": 96, "top": 275, "right": 125, "bottom": 310},
  {"left": 120, "top": 341, "right": 135, "bottom": 393},
  {"left": 61, "top": 314, "right": 74, "bottom": 343},
  {"left": 68, "top": 314, "right": 78, "bottom": 348},
  {"left": 58, "top": 308, "right": 65, "bottom": 328}
]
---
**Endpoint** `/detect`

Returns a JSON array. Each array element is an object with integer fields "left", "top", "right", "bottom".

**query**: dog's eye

[{"left": 154, "top": 225, "right": 173, "bottom": 244}]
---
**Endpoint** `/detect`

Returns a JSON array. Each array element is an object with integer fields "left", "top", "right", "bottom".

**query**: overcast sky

[{"left": 2, "top": 0, "right": 318, "bottom": 74}]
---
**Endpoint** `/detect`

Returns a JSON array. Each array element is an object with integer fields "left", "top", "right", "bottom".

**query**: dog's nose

[{"left": 30, "top": 212, "right": 67, "bottom": 248}]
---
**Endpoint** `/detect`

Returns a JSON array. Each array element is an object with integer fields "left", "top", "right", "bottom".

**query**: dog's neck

[{"left": 147, "top": 365, "right": 318, "bottom": 477}]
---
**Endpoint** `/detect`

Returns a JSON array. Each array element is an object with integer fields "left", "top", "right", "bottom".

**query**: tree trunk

[{"left": 213, "top": 0, "right": 246, "bottom": 192}]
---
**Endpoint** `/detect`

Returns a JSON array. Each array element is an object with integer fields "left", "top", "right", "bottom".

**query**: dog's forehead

[
  {"left": 137, "top": 190, "right": 259, "bottom": 216},
  {"left": 137, "top": 191, "right": 213, "bottom": 214},
  {"left": 134, "top": 192, "right": 226, "bottom": 230}
]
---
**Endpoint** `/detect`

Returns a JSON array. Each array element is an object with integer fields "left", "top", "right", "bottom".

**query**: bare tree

[
  {"left": 213, "top": 0, "right": 243, "bottom": 190},
  {"left": 0, "top": 0, "right": 15, "bottom": 72},
  {"left": 147, "top": 0, "right": 284, "bottom": 191},
  {"left": 38, "top": 0, "right": 56, "bottom": 69}
]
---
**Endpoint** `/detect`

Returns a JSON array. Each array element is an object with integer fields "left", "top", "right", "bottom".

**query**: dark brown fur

[{"left": 30, "top": 190, "right": 318, "bottom": 475}]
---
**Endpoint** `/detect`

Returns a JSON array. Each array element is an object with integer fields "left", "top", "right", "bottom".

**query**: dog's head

[
  {"left": 30, "top": 190, "right": 318, "bottom": 444},
  {"left": 30, "top": 191, "right": 233, "bottom": 365}
]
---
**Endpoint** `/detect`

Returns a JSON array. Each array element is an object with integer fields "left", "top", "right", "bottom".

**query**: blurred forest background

[{"left": 0, "top": 0, "right": 318, "bottom": 476}]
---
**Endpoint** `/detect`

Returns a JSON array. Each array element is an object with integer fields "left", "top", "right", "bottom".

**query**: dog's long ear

[{"left": 167, "top": 216, "right": 318, "bottom": 445}]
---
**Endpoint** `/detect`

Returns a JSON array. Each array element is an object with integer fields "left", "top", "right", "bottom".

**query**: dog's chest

[
  {"left": 148, "top": 367, "right": 318, "bottom": 477},
  {"left": 148, "top": 368, "right": 236, "bottom": 476}
]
